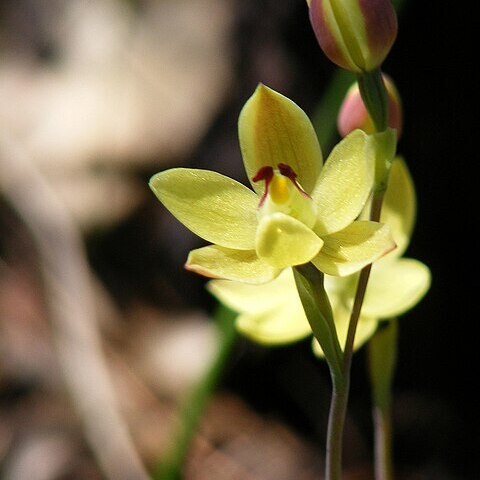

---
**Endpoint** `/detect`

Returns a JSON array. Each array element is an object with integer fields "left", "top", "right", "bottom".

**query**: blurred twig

[{"left": 0, "top": 136, "right": 150, "bottom": 480}]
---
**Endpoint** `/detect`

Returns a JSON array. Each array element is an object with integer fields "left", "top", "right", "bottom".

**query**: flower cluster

[
  {"left": 149, "top": 0, "right": 430, "bottom": 363},
  {"left": 209, "top": 157, "right": 430, "bottom": 353}
]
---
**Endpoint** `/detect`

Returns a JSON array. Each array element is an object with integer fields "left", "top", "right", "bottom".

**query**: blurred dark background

[{"left": 0, "top": 0, "right": 476, "bottom": 479}]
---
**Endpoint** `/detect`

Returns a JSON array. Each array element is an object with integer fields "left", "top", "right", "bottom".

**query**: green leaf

[{"left": 293, "top": 263, "right": 344, "bottom": 383}]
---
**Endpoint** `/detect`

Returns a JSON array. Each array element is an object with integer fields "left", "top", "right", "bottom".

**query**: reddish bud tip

[{"left": 338, "top": 74, "right": 403, "bottom": 138}]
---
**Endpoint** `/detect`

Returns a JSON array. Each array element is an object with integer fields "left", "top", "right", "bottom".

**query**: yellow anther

[{"left": 270, "top": 175, "right": 292, "bottom": 204}]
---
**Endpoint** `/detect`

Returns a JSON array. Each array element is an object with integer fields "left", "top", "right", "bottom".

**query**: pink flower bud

[
  {"left": 337, "top": 74, "right": 402, "bottom": 137},
  {"left": 309, "top": 0, "right": 398, "bottom": 73}
]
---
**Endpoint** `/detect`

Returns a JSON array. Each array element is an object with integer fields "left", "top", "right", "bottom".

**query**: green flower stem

[
  {"left": 324, "top": 270, "right": 371, "bottom": 480},
  {"left": 324, "top": 192, "right": 384, "bottom": 480},
  {"left": 357, "top": 69, "right": 389, "bottom": 132},
  {"left": 319, "top": 60, "right": 392, "bottom": 480},
  {"left": 292, "top": 264, "right": 346, "bottom": 480},
  {"left": 344, "top": 192, "right": 384, "bottom": 366},
  {"left": 354, "top": 47, "right": 399, "bottom": 480},
  {"left": 343, "top": 266, "right": 373, "bottom": 370},
  {"left": 154, "top": 304, "right": 237, "bottom": 480},
  {"left": 293, "top": 264, "right": 344, "bottom": 383},
  {"left": 354, "top": 54, "right": 399, "bottom": 480},
  {"left": 325, "top": 378, "right": 348, "bottom": 480},
  {"left": 343, "top": 64, "right": 392, "bottom": 374},
  {"left": 310, "top": 63, "right": 391, "bottom": 480}
]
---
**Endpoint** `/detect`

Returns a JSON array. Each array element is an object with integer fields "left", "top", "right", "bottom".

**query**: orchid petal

[
  {"left": 186, "top": 245, "right": 280, "bottom": 284},
  {"left": 236, "top": 302, "right": 312, "bottom": 345},
  {"left": 255, "top": 213, "right": 324, "bottom": 268},
  {"left": 361, "top": 258, "right": 431, "bottom": 318},
  {"left": 381, "top": 157, "right": 416, "bottom": 257},
  {"left": 208, "top": 269, "right": 311, "bottom": 344},
  {"left": 312, "top": 130, "right": 374, "bottom": 236},
  {"left": 150, "top": 168, "right": 258, "bottom": 249},
  {"left": 311, "top": 220, "right": 395, "bottom": 276},
  {"left": 239, "top": 84, "right": 322, "bottom": 195},
  {"left": 207, "top": 269, "right": 294, "bottom": 313}
]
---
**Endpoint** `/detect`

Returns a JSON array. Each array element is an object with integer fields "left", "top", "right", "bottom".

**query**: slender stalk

[
  {"left": 323, "top": 265, "right": 371, "bottom": 480},
  {"left": 373, "top": 405, "right": 394, "bottom": 480},
  {"left": 325, "top": 377, "right": 348, "bottom": 480},
  {"left": 369, "top": 320, "right": 398, "bottom": 480},
  {"left": 154, "top": 305, "right": 237, "bottom": 480},
  {"left": 354, "top": 60, "right": 398, "bottom": 480},
  {"left": 292, "top": 264, "right": 345, "bottom": 480},
  {"left": 343, "top": 193, "right": 384, "bottom": 370},
  {"left": 324, "top": 192, "right": 384, "bottom": 480}
]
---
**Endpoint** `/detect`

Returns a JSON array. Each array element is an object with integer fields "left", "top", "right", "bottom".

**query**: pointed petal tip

[
  {"left": 254, "top": 82, "right": 274, "bottom": 95},
  {"left": 239, "top": 84, "right": 323, "bottom": 195},
  {"left": 148, "top": 170, "right": 164, "bottom": 191},
  {"left": 186, "top": 245, "right": 281, "bottom": 284},
  {"left": 185, "top": 256, "right": 219, "bottom": 279},
  {"left": 384, "top": 240, "right": 397, "bottom": 258}
]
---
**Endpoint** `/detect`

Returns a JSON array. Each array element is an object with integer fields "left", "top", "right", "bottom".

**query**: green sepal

[
  {"left": 368, "top": 319, "right": 398, "bottom": 410},
  {"left": 293, "top": 263, "right": 344, "bottom": 385}
]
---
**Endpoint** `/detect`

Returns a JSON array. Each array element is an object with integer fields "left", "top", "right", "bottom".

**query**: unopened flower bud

[
  {"left": 338, "top": 75, "right": 402, "bottom": 138},
  {"left": 308, "top": 0, "right": 398, "bottom": 73}
]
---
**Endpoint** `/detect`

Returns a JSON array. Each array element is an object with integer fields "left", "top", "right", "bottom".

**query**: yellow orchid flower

[
  {"left": 150, "top": 84, "right": 394, "bottom": 284},
  {"left": 208, "top": 157, "right": 430, "bottom": 352}
]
